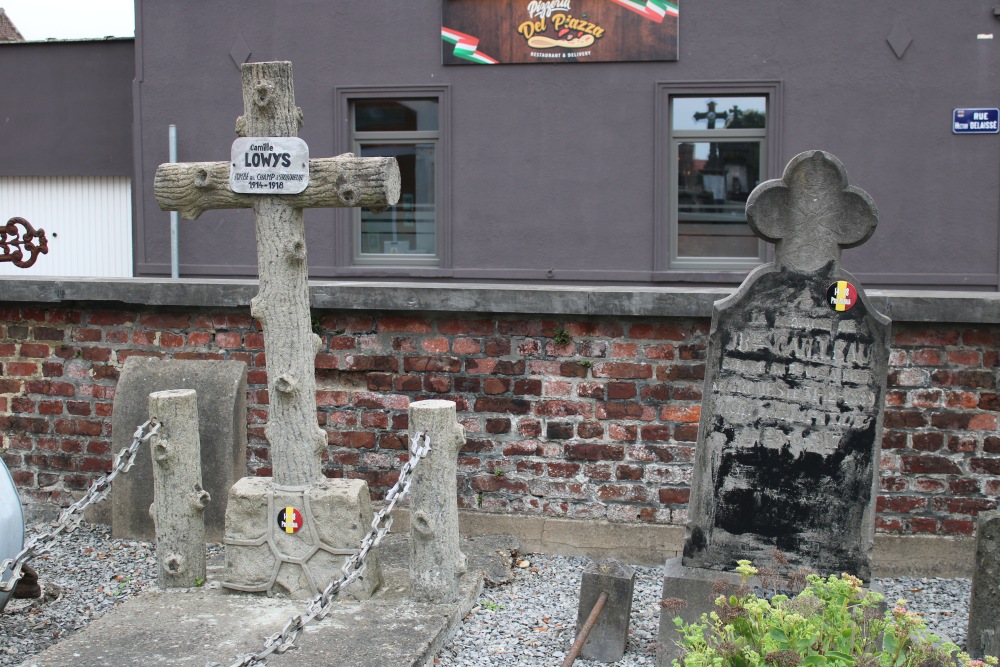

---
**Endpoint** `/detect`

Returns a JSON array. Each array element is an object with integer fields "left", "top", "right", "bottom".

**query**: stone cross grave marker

[
  {"left": 682, "top": 150, "right": 891, "bottom": 580},
  {"left": 154, "top": 61, "right": 399, "bottom": 598}
]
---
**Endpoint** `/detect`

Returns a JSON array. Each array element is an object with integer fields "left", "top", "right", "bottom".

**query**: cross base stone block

[
  {"left": 222, "top": 476, "right": 382, "bottom": 600},
  {"left": 577, "top": 558, "right": 636, "bottom": 663}
]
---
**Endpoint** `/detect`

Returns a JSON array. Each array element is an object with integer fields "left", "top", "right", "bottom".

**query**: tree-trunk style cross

[{"left": 154, "top": 61, "right": 400, "bottom": 488}]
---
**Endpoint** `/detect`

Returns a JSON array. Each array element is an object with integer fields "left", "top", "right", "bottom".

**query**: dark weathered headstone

[
  {"left": 111, "top": 357, "right": 247, "bottom": 541},
  {"left": 968, "top": 510, "right": 1000, "bottom": 660},
  {"left": 682, "top": 150, "right": 890, "bottom": 580},
  {"left": 658, "top": 151, "right": 891, "bottom": 667},
  {"left": 575, "top": 558, "right": 635, "bottom": 663}
]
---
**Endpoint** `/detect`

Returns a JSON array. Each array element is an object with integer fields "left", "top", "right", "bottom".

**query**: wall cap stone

[{"left": 1, "top": 277, "right": 999, "bottom": 324}]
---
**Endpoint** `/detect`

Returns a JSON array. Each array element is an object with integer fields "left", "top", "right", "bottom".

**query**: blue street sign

[{"left": 953, "top": 108, "right": 1000, "bottom": 134}]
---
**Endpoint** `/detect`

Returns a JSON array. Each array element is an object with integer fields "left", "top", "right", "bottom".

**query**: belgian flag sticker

[
  {"left": 826, "top": 280, "right": 857, "bottom": 312},
  {"left": 277, "top": 507, "right": 303, "bottom": 534}
]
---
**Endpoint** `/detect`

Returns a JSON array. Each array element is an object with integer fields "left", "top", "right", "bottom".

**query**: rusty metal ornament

[{"left": 0, "top": 217, "right": 49, "bottom": 268}]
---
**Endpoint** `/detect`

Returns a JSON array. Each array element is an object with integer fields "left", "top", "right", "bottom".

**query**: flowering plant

[{"left": 671, "top": 560, "right": 997, "bottom": 667}]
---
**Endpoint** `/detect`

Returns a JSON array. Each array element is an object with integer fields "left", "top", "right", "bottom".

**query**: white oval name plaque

[{"left": 230, "top": 137, "right": 309, "bottom": 194}]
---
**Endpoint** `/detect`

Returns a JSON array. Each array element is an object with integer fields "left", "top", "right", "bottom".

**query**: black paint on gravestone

[{"left": 682, "top": 151, "right": 891, "bottom": 581}]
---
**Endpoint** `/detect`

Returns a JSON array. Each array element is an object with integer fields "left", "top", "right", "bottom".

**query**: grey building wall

[
  {"left": 126, "top": 2, "right": 1000, "bottom": 287},
  {"left": 0, "top": 39, "right": 133, "bottom": 177}
]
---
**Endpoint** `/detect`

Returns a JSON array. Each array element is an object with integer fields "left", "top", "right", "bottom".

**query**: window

[
  {"left": 337, "top": 87, "right": 450, "bottom": 269},
  {"left": 656, "top": 83, "right": 781, "bottom": 274}
]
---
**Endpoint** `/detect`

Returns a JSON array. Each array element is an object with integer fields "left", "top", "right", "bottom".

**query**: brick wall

[{"left": 1, "top": 304, "right": 998, "bottom": 536}]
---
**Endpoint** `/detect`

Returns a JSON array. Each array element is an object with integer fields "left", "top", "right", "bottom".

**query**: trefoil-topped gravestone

[
  {"left": 154, "top": 61, "right": 400, "bottom": 599},
  {"left": 658, "top": 150, "right": 891, "bottom": 666}
]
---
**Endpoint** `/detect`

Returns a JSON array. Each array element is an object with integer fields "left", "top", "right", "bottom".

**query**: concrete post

[
  {"left": 148, "top": 389, "right": 210, "bottom": 588},
  {"left": 576, "top": 558, "right": 636, "bottom": 663},
  {"left": 408, "top": 399, "right": 466, "bottom": 603},
  {"left": 968, "top": 510, "right": 1000, "bottom": 660}
]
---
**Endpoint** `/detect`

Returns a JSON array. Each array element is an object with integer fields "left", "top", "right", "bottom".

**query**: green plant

[
  {"left": 553, "top": 328, "right": 571, "bottom": 345},
  {"left": 195, "top": 577, "right": 206, "bottom": 587},
  {"left": 493, "top": 469, "right": 506, "bottom": 477},
  {"left": 476, "top": 493, "right": 484, "bottom": 508},
  {"left": 482, "top": 599, "right": 503, "bottom": 611},
  {"left": 580, "top": 359, "right": 593, "bottom": 368},
  {"left": 669, "top": 560, "right": 993, "bottom": 667}
]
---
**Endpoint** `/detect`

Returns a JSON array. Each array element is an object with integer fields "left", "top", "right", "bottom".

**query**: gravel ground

[{"left": 0, "top": 522, "right": 974, "bottom": 667}]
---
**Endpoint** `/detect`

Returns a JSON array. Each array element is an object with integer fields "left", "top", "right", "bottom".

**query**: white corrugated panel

[{"left": 0, "top": 176, "right": 133, "bottom": 277}]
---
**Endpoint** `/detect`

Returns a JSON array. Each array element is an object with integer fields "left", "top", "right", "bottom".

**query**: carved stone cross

[
  {"left": 746, "top": 150, "right": 877, "bottom": 273},
  {"left": 154, "top": 62, "right": 400, "bottom": 488}
]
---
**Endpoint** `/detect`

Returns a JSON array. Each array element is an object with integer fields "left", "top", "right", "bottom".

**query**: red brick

[
  {"left": 947, "top": 391, "right": 979, "bottom": 409},
  {"left": 883, "top": 410, "right": 927, "bottom": 428},
  {"left": 486, "top": 417, "right": 510, "bottom": 434},
  {"left": 950, "top": 478, "right": 980, "bottom": 494},
  {"left": 41, "top": 362, "right": 63, "bottom": 377},
  {"left": 344, "top": 355, "right": 398, "bottom": 372},
  {"left": 640, "top": 425, "right": 672, "bottom": 442},
  {"left": 503, "top": 440, "right": 538, "bottom": 456},
  {"left": 908, "top": 517, "right": 938, "bottom": 534},
  {"left": 453, "top": 338, "right": 481, "bottom": 355},
  {"left": 546, "top": 422, "right": 574, "bottom": 439},
  {"left": 454, "top": 376, "right": 481, "bottom": 393},
  {"left": 882, "top": 430, "right": 907, "bottom": 449},
  {"left": 893, "top": 328, "right": 960, "bottom": 347},
  {"left": 394, "top": 374, "right": 422, "bottom": 391},
  {"left": 941, "top": 519, "right": 975, "bottom": 535},
  {"left": 876, "top": 496, "right": 927, "bottom": 513},
  {"left": 557, "top": 361, "right": 589, "bottom": 378},
  {"left": 424, "top": 374, "right": 452, "bottom": 393},
  {"left": 439, "top": 319, "right": 494, "bottom": 335},
  {"left": 661, "top": 405, "right": 701, "bottom": 423},
  {"left": 360, "top": 412, "right": 389, "bottom": 429},
  {"left": 615, "top": 464, "right": 643, "bottom": 481},
  {"left": 597, "top": 484, "right": 651, "bottom": 503},
  {"left": 577, "top": 422, "right": 604, "bottom": 439},
  {"left": 82, "top": 347, "right": 112, "bottom": 362},
  {"left": 932, "top": 370, "right": 994, "bottom": 388},
  {"left": 629, "top": 323, "right": 688, "bottom": 340},
  {"left": 471, "top": 475, "right": 528, "bottom": 494},
  {"left": 659, "top": 365, "right": 705, "bottom": 381},
  {"left": 513, "top": 379, "right": 542, "bottom": 396},
  {"left": 938, "top": 497, "right": 998, "bottom": 514},
  {"left": 7, "top": 361, "right": 38, "bottom": 376},
  {"left": 597, "top": 402, "right": 654, "bottom": 421},
  {"left": 483, "top": 378, "right": 511, "bottom": 395},
  {"left": 659, "top": 487, "right": 691, "bottom": 504},
  {"left": 985, "top": 435, "right": 1000, "bottom": 454},
  {"left": 592, "top": 362, "right": 652, "bottom": 379},
  {"left": 328, "top": 431, "right": 377, "bottom": 449},
  {"left": 962, "top": 328, "right": 1000, "bottom": 346},
  {"left": 25, "top": 380, "right": 74, "bottom": 397},
  {"left": 546, "top": 462, "right": 581, "bottom": 477},
  {"left": 18, "top": 343, "right": 50, "bottom": 358},
  {"left": 316, "top": 390, "right": 349, "bottom": 407},
  {"left": 947, "top": 349, "right": 981, "bottom": 366},
  {"left": 609, "top": 424, "right": 637, "bottom": 442},
  {"left": 88, "top": 311, "right": 133, "bottom": 326},
  {"left": 405, "top": 356, "right": 462, "bottom": 373},
  {"left": 536, "top": 401, "right": 593, "bottom": 418},
  {"left": 484, "top": 337, "right": 511, "bottom": 356},
  {"left": 971, "top": 457, "right": 1000, "bottom": 474},
  {"left": 911, "top": 432, "right": 943, "bottom": 451},
  {"left": 66, "top": 401, "right": 92, "bottom": 416},
  {"left": 141, "top": 313, "right": 192, "bottom": 329},
  {"left": 979, "top": 393, "right": 1000, "bottom": 410},
  {"left": 474, "top": 397, "right": 530, "bottom": 414},
  {"left": 518, "top": 419, "right": 542, "bottom": 437},
  {"left": 379, "top": 317, "right": 433, "bottom": 333},
  {"left": 909, "top": 389, "right": 942, "bottom": 408},
  {"left": 565, "top": 443, "right": 624, "bottom": 461},
  {"left": 910, "top": 349, "right": 943, "bottom": 366},
  {"left": 366, "top": 373, "right": 394, "bottom": 391},
  {"left": 901, "top": 455, "right": 961, "bottom": 475}
]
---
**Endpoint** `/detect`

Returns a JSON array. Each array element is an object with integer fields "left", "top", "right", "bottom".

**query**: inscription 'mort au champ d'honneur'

[
  {"left": 230, "top": 137, "right": 309, "bottom": 194},
  {"left": 711, "top": 311, "right": 876, "bottom": 456}
]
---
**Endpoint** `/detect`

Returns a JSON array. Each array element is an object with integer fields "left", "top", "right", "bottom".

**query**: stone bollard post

[
  {"left": 968, "top": 510, "right": 1000, "bottom": 660},
  {"left": 148, "top": 389, "right": 210, "bottom": 588},
  {"left": 408, "top": 399, "right": 467, "bottom": 603}
]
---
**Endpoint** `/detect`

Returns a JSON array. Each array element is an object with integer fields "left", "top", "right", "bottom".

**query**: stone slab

[
  {"left": 968, "top": 510, "right": 1000, "bottom": 660},
  {"left": 111, "top": 357, "right": 247, "bottom": 542},
  {"left": 4, "top": 276, "right": 1000, "bottom": 324},
  {"left": 684, "top": 152, "right": 890, "bottom": 581},
  {"left": 17, "top": 533, "right": 516, "bottom": 667}
]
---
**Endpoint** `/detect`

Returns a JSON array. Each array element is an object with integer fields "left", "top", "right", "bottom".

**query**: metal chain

[
  {"left": 209, "top": 431, "right": 431, "bottom": 667},
  {"left": 0, "top": 420, "right": 160, "bottom": 593}
]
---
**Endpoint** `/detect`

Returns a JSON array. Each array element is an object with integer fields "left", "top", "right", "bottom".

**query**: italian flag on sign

[
  {"left": 441, "top": 27, "right": 499, "bottom": 64},
  {"left": 610, "top": 0, "right": 679, "bottom": 22}
]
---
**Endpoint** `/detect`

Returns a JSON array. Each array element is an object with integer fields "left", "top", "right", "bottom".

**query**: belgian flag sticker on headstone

[
  {"left": 277, "top": 507, "right": 303, "bottom": 534},
  {"left": 826, "top": 280, "right": 857, "bottom": 312}
]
